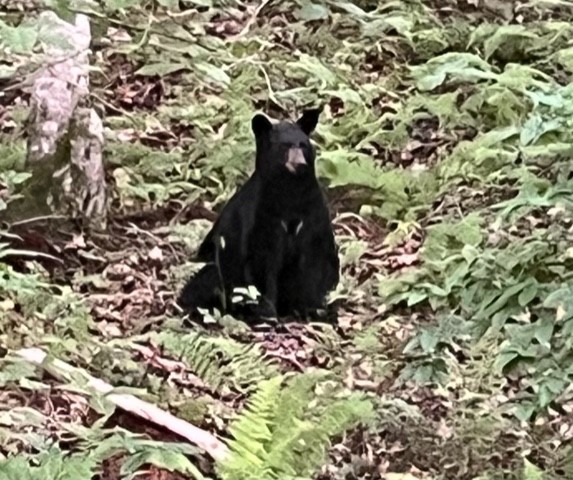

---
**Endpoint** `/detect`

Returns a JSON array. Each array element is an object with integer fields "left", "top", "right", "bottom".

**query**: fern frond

[
  {"left": 218, "top": 372, "right": 374, "bottom": 480},
  {"left": 220, "top": 376, "right": 284, "bottom": 479},
  {"left": 148, "top": 331, "right": 280, "bottom": 392},
  {"left": 270, "top": 391, "right": 374, "bottom": 477}
]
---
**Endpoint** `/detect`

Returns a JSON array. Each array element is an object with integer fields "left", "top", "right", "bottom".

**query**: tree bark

[{"left": 6, "top": 11, "right": 107, "bottom": 230}]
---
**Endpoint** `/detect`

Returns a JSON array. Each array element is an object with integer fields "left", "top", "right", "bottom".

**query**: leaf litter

[{"left": 2, "top": 0, "right": 573, "bottom": 479}]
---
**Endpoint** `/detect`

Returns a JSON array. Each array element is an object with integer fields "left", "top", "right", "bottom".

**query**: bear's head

[{"left": 251, "top": 108, "right": 321, "bottom": 177}]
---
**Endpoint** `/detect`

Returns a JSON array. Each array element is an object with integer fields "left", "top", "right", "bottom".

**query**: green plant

[{"left": 218, "top": 371, "right": 374, "bottom": 480}]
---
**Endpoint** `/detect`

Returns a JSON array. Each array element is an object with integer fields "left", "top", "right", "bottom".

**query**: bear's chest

[{"left": 280, "top": 218, "right": 305, "bottom": 257}]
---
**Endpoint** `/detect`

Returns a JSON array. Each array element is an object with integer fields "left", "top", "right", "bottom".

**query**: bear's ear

[
  {"left": 252, "top": 113, "right": 273, "bottom": 137},
  {"left": 296, "top": 107, "right": 321, "bottom": 136}
]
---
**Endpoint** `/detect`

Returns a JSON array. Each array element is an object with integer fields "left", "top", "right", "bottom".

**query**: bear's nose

[{"left": 285, "top": 147, "right": 307, "bottom": 173}]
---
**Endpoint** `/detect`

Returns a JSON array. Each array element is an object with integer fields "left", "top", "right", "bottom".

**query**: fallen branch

[{"left": 14, "top": 347, "right": 229, "bottom": 462}]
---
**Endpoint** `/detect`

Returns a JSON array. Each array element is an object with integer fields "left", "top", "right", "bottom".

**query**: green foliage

[
  {"left": 0, "top": 258, "right": 94, "bottom": 349},
  {"left": 0, "top": 152, "right": 28, "bottom": 216},
  {"left": 91, "top": 434, "right": 205, "bottom": 479},
  {"left": 149, "top": 330, "right": 281, "bottom": 393},
  {"left": 3, "top": 0, "right": 573, "bottom": 477},
  {"left": 218, "top": 371, "right": 374, "bottom": 480},
  {"left": 0, "top": 19, "right": 39, "bottom": 55},
  {"left": 422, "top": 213, "right": 484, "bottom": 261},
  {"left": 0, "top": 12, "right": 76, "bottom": 73},
  {"left": 0, "top": 448, "right": 98, "bottom": 480},
  {"left": 383, "top": 202, "right": 573, "bottom": 414},
  {"left": 106, "top": 142, "right": 206, "bottom": 206},
  {"left": 0, "top": 433, "right": 206, "bottom": 480}
]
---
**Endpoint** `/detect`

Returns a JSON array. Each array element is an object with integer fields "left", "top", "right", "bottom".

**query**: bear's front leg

[
  {"left": 254, "top": 248, "right": 282, "bottom": 320},
  {"left": 246, "top": 227, "right": 285, "bottom": 321}
]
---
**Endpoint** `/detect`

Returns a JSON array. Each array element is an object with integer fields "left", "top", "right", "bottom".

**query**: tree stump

[{"left": 6, "top": 11, "right": 107, "bottom": 230}]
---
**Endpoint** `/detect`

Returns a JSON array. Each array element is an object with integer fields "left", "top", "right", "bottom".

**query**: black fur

[{"left": 178, "top": 108, "right": 339, "bottom": 319}]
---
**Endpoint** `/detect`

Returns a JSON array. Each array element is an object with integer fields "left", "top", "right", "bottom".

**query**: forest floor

[{"left": 2, "top": 0, "right": 573, "bottom": 479}]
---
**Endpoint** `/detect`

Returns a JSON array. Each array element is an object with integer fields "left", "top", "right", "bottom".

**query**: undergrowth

[{"left": 1, "top": 0, "right": 573, "bottom": 479}]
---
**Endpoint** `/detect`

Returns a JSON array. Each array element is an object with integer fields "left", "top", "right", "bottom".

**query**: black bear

[{"left": 178, "top": 108, "right": 339, "bottom": 320}]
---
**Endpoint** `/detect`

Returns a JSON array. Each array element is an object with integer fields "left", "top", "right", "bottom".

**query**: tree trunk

[{"left": 6, "top": 11, "right": 107, "bottom": 230}]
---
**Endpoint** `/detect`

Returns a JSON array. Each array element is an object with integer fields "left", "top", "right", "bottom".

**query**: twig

[
  {"left": 9, "top": 214, "right": 68, "bottom": 227},
  {"left": 14, "top": 347, "right": 230, "bottom": 462},
  {"left": 226, "top": 0, "right": 271, "bottom": 42},
  {"left": 1, "top": 249, "right": 64, "bottom": 264}
]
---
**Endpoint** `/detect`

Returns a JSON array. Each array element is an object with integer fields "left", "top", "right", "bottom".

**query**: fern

[
  {"left": 218, "top": 372, "right": 374, "bottom": 480},
  {"left": 225, "top": 376, "right": 284, "bottom": 475},
  {"left": 149, "top": 331, "right": 280, "bottom": 393}
]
